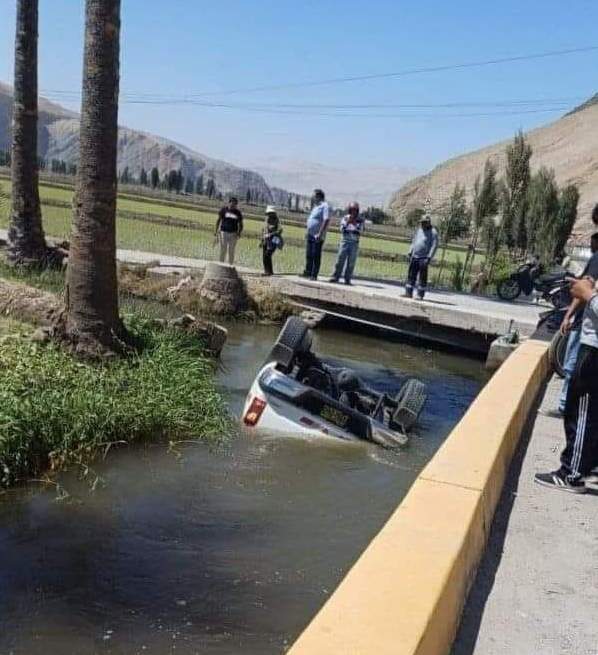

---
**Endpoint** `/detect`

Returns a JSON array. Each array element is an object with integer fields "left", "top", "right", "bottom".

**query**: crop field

[{"left": 0, "top": 177, "right": 482, "bottom": 284}]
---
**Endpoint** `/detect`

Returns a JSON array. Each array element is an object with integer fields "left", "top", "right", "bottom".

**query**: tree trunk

[
  {"left": 8, "top": 0, "right": 48, "bottom": 266},
  {"left": 65, "top": 0, "right": 125, "bottom": 353}
]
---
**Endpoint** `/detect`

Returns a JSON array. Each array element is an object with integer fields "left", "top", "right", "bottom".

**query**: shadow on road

[{"left": 451, "top": 388, "right": 544, "bottom": 655}]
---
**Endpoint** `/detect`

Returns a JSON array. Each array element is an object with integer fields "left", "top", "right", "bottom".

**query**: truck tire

[
  {"left": 549, "top": 330, "right": 568, "bottom": 379},
  {"left": 266, "top": 317, "right": 312, "bottom": 372},
  {"left": 392, "top": 379, "right": 427, "bottom": 432}
]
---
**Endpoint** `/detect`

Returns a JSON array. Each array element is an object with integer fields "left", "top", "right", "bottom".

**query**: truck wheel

[
  {"left": 549, "top": 331, "right": 568, "bottom": 378},
  {"left": 392, "top": 379, "right": 427, "bottom": 432},
  {"left": 266, "top": 316, "right": 312, "bottom": 372}
]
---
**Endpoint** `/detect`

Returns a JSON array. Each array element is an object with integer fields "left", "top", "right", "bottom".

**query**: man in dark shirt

[
  {"left": 557, "top": 231, "right": 598, "bottom": 413},
  {"left": 215, "top": 197, "right": 243, "bottom": 264}
]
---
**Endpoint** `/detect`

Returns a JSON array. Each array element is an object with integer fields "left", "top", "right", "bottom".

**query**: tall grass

[{"left": 0, "top": 317, "right": 231, "bottom": 487}]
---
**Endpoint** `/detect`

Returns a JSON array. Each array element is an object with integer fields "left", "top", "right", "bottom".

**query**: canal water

[{"left": 0, "top": 321, "right": 486, "bottom": 655}]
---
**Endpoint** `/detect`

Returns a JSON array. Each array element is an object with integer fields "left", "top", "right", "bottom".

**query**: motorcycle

[{"left": 497, "top": 260, "right": 570, "bottom": 308}]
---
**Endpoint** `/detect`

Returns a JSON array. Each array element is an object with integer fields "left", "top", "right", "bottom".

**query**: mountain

[
  {"left": 244, "top": 156, "right": 418, "bottom": 209},
  {"left": 0, "top": 82, "right": 304, "bottom": 206},
  {"left": 389, "top": 96, "right": 598, "bottom": 237}
]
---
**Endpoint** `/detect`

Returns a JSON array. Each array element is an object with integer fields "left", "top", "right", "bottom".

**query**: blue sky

[{"left": 1, "top": 0, "right": 597, "bottom": 171}]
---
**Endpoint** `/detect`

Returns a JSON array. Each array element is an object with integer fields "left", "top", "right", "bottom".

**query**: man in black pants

[
  {"left": 535, "top": 276, "right": 598, "bottom": 493},
  {"left": 404, "top": 215, "right": 438, "bottom": 300}
]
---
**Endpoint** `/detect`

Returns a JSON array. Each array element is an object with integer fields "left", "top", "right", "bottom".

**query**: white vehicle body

[{"left": 242, "top": 362, "right": 408, "bottom": 447}]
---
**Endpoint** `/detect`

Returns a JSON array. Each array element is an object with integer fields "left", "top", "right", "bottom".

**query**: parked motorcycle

[{"left": 497, "top": 260, "right": 570, "bottom": 308}]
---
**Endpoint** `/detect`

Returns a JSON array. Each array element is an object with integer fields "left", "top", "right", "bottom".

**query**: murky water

[{"left": 0, "top": 321, "right": 485, "bottom": 655}]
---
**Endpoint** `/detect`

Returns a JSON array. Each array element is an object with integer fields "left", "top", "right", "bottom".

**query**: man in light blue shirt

[
  {"left": 404, "top": 215, "right": 439, "bottom": 299},
  {"left": 303, "top": 188, "right": 330, "bottom": 280}
]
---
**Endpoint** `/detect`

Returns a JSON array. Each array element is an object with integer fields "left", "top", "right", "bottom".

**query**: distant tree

[
  {"left": 287, "top": 194, "right": 293, "bottom": 210},
  {"left": 150, "top": 166, "right": 159, "bottom": 189},
  {"left": 551, "top": 185, "right": 579, "bottom": 261},
  {"left": 465, "top": 159, "right": 498, "bottom": 278},
  {"left": 294, "top": 194, "right": 300, "bottom": 212},
  {"left": 0, "top": 150, "right": 11, "bottom": 166},
  {"left": 68, "top": 163, "right": 77, "bottom": 176},
  {"left": 206, "top": 177, "right": 216, "bottom": 199},
  {"left": 195, "top": 174, "right": 204, "bottom": 195},
  {"left": 119, "top": 166, "right": 130, "bottom": 184},
  {"left": 404, "top": 207, "right": 425, "bottom": 228},
  {"left": 216, "top": 191, "right": 223, "bottom": 201},
  {"left": 438, "top": 183, "right": 470, "bottom": 242},
  {"left": 364, "top": 206, "right": 389, "bottom": 224},
  {"left": 176, "top": 169, "right": 184, "bottom": 193},
  {"left": 526, "top": 167, "right": 559, "bottom": 259},
  {"left": 502, "top": 131, "right": 532, "bottom": 253},
  {"left": 184, "top": 177, "right": 194, "bottom": 194},
  {"left": 139, "top": 167, "right": 148, "bottom": 186},
  {"left": 167, "top": 169, "right": 178, "bottom": 192},
  {"left": 246, "top": 188, "right": 252, "bottom": 204}
]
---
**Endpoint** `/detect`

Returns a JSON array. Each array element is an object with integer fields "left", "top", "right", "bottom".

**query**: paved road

[{"left": 452, "top": 377, "right": 598, "bottom": 655}]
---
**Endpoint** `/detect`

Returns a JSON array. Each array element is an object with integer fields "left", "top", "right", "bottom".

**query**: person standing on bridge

[
  {"left": 215, "top": 196, "right": 243, "bottom": 265},
  {"left": 329, "top": 201, "right": 364, "bottom": 285},
  {"left": 535, "top": 276, "right": 598, "bottom": 493},
  {"left": 303, "top": 189, "right": 330, "bottom": 280},
  {"left": 404, "top": 215, "right": 438, "bottom": 300},
  {"left": 556, "top": 232, "right": 598, "bottom": 415}
]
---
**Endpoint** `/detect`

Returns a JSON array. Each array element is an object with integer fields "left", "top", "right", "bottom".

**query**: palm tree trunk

[
  {"left": 65, "top": 0, "right": 125, "bottom": 352},
  {"left": 8, "top": 0, "right": 48, "bottom": 266}
]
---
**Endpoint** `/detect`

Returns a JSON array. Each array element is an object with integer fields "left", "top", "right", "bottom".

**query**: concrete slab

[{"left": 452, "top": 377, "right": 598, "bottom": 655}]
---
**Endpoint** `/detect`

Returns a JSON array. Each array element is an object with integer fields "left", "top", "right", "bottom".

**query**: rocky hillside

[
  {"left": 389, "top": 96, "right": 598, "bottom": 237},
  {"left": 0, "top": 82, "right": 304, "bottom": 206}
]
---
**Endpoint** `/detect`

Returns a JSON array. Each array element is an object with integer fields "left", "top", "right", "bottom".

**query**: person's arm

[
  {"left": 407, "top": 230, "right": 416, "bottom": 258},
  {"left": 316, "top": 204, "right": 330, "bottom": 240},
  {"left": 569, "top": 277, "right": 596, "bottom": 303},
  {"left": 237, "top": 210, "right": 243, "bottom": 236},
  {"left": 427, "top": 229, "right": 439, "bottom": 261},
  {"left": 214, "top": 208, "right": 223, "bottom": 235},
  {"left": 560, "top": 297, "right": 583, "bottom": 335}
]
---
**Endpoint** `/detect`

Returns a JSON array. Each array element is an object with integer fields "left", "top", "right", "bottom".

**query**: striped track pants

[{"left": 560, "top": 344, "right": 598, "bottom": 480}]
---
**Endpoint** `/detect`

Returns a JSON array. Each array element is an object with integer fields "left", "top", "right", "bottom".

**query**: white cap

[{"left": 265, "top": 205, "right": 277, "bottom": 214}]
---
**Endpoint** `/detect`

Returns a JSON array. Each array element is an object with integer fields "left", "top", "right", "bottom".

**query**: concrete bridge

[{"left": 115, "top": 248, "right": 543, "bottom": 355}]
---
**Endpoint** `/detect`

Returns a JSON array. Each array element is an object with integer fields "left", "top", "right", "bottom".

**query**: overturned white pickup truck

[{"left": 242, "top": 317, "right": 427, "bottom": 448}]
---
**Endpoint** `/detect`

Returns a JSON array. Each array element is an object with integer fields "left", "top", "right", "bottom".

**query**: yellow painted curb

[{"left": 288, "top": 339, "right": 550, "bottom": 655}]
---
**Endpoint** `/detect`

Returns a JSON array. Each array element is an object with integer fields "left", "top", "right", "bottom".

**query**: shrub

[{"left": 0, "top": 317, "right": 230, "bottom": 487}]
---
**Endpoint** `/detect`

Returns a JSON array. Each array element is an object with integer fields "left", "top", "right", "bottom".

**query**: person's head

[
  {"left": 420, "top": 214, "right": 432, "bottom": 230},
  {"left": 592, "top": 203, "right": 598, "bottom": 226},
  {"left": 313, "top": 189, "right": 325, "bottom": 204},
  {"left": 347, "top": 201, "right": 360, "bottom": 216},
  {"left": 591, "top": 232, "right": 598, "bottom": 253},
  {"left": 265, "top": 205, "right": 278, "bottom": 220},
  {"left": 228, "top": 196, "right": 238, "bottom": 209}
]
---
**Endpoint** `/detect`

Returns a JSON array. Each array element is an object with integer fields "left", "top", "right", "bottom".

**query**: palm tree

[
  {"left": 65, "top": 0, "right": 125, "bottom": 351},
  {"left": 8, "top": 0, "right": 48, "bottom": 266}
]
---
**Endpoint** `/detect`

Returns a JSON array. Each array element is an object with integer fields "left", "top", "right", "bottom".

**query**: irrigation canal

[{"left": 0, "top": 321, "right": 486, "bottom": 654}]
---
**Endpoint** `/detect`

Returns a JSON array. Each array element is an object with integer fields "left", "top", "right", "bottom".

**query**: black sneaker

[
  {"left": 534, "top": 470, "right": 587, "bottom": 494},
  {"left": 328, "top": 277, "right": 338, "bottom": 283},
  {"left": 583, "top": 469, "right": 598, "bottom": 490},
  {"left": 344, "top": 280, "right": 352, "bottom": 286}
]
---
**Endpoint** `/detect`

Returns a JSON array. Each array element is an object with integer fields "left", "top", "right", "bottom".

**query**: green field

[{"left": 0, "top": 178, "right": 481, "bottom": 284}]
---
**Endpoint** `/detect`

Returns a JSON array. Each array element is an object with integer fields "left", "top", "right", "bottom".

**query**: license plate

[{"left": 319, "top": 404, "right": 350, "bottom": 429}]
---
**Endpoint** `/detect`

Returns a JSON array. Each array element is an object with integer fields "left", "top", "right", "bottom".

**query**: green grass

[
  {"left": 0, "top": 316, "right": 231, "bottom": 488},
  {"left": 0, "top": 179, "right": 482, "bottom": 284}
]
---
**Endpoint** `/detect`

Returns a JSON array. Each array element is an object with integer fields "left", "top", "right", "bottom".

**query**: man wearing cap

[
  {"left": 261, "top": 205, "right": 283, "bottom": 276},
  {"left": 303, "top": 188, "right": 330, "bottom": 280},
  {"left": 404, "top": 215, "right": 438, "bottom": 300}
]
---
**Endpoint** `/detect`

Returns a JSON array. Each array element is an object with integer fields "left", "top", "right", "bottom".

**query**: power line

[{"left": 40, "top": 45, "right": 598, "bottom": 101}]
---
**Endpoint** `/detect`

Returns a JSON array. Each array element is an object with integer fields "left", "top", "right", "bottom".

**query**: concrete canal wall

[{"left": 287, "top": 338, "right": 550, "bottom": 655}]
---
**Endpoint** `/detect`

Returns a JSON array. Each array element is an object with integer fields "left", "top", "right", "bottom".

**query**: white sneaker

[{"left": 583, "top": 469, "right": 598, "bottom": 490}]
